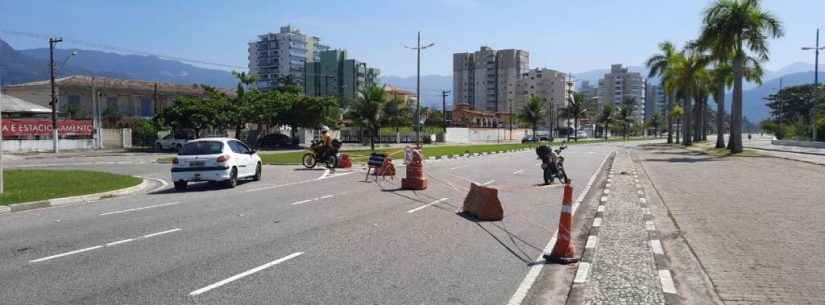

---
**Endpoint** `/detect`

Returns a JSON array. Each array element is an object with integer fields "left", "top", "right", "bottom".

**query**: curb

[{"left": 0, "top": 178, "right": 156, "bottom": 215}]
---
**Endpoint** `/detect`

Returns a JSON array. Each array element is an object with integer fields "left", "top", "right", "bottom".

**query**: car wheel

[
  {"left": 225, "top": 167, "right": 238, "bottom": 188},
  {"left": 174, "top": 181, "right": 187, "bottom": 191},
  {"left": 253, "top": 163, "right": 262, "bottom": 181}
]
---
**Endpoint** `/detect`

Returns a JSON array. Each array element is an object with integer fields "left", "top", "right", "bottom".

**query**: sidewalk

[
  {"left": 634, "top": 143, "right": 825, "bottom": 304},
  {"left": 711, "top": 135, "right": 825, "bottom": 166}
]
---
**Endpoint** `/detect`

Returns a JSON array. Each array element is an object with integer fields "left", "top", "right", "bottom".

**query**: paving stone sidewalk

[{"left": 574, "top": 150, "right": 666, "bottom": 305}]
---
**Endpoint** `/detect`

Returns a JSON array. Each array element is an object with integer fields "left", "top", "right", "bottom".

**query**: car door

[{"left": 229, "top": 141, "right": 252, "bottom": 177}]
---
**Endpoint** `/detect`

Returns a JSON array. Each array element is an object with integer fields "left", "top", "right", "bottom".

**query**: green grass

[{"left": 0, "top": 170, "right": 142, "bottom": 205}]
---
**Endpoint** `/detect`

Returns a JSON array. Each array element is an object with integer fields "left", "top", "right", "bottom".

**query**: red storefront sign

[{"left": 1, "top": 119, "right": 93, "bottom": 137}]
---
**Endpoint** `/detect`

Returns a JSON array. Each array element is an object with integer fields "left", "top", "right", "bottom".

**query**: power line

[{"left": 1, "top": 29, "right": 247, "bottom": 70}]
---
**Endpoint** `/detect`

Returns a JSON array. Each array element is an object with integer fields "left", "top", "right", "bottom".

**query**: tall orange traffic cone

[{"left": 544, "top": 181, "right": 579, "bottom": 264}]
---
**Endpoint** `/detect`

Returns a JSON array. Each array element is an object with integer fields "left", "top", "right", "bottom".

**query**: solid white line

[
  {"left": 585, "top": 236, "right": 598, "bottom": 249},
  {"left": 406, "top": 198, "right": 448, "bottom": 214},
  {"left": 506, "top": 151, "right": 613, "bottom": 305},
  {"left": 30, "top": 245, "right": 103, "bottom": 263},
  {"left": 659, "top": 269, "right": 678, "bottom": 294},
  {"left": 480, "top": 180, "right": 496, "bottom": 186},
  {"left": 650, "top": 239, "right": 664, "bottom": 255},
  {"left": 143, "top": 228, "right": 182, "bottom": 238},
  {"left": 573, "top": 262, "right": 591, "bottom": 284},
  {"left": 290, "top": 199, "right": 313, "bottom": 205},
  {"left": 105, "top": 238, "right": 135, "bottom": 247},
  {"left": 513, "top": 169, "right": 524, "bottom": 175},
  {"left": 99, "top": 201, "right": 180, "bottom": 216},
  {"left": 319, "top": 194, "right": 334, "bottom": 200},
  {"left": 189, "top": 252, "right": 303, "bottom": 296}
]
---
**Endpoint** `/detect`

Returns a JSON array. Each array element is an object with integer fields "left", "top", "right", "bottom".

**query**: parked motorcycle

[
  {"left": 536, "top": 145, "right": 568, "bottom": 185},
  {"left": 302, "top": 139, "right": 341, "bottom": 169}
]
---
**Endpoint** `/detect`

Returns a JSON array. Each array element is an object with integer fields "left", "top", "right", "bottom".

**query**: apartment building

[
  {"left": 597, "top": 64, "right": 645, "bottom": 119},
  {"left": 644, "top": 82, "right": 666, "bottom": 120},
  {"left": 304, "top": 49, "right": 379, "bottom": 104},
  {"left": 248, "top": 26, "right": 330, "bottom": 90},
  {"left": 453, "top": 46, "right": 529, "bottom": 113},
  {"left": 514, "top": 68, "right": 571, "bottom": 129}
]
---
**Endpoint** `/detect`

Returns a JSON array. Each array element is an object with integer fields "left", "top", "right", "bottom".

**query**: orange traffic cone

[
  {"left": 544, "top": 181, "right": 579, "bottom": 264},
  {"left": 338, "top": 154, "right": 352, "bottom": 168}
]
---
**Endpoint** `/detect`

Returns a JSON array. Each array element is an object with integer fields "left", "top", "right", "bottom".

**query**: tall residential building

[
  {"left": 644, "top": 81, "right": 666, "bottom": 120},
  {"left": 304, "top": 49, "right": 380, "bottom": 104},
  {"left": 453, "top": 46, "right": 529, "bottom": 113},
  {"left": 248, "top": 26, "right": 330, "bottom": 90},
  {"left": 514, "top": 68, "right": 571, "bottom": 129},
  {"left": 597, "top": 64, "right": 645, "bottom": 119}
]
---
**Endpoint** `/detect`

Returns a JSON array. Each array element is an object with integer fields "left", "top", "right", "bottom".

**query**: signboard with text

[{"left": 1, "top": 119, "right": 93, "bottom": 138}]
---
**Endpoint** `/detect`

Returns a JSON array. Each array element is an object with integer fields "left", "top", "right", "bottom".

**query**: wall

[
  {"left": 445, "top": 127, "right": 529, "bottom": 143},
  {"left": 2, "top": 139, "right": 95, "bottom": 152},
  {"left": 101, "top": 128, "right": 131, "bottom": 148}
]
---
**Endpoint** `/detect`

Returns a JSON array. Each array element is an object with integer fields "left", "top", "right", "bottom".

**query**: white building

[
  {"left": 248, "top": 26, "right": 330, "bottom": 90},
  {"left": 597, "top": 64, "right": 645, "bottom": 119},
  {"left": 453, "top": 46, "right": 529, "bottom": 113},
  {"left": 514, "top": 68, "right": 571, "bottom": 129}
]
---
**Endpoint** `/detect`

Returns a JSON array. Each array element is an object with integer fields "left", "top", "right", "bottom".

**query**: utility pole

[
  {"left": 802, "top": 28, "right": 824, "bottom": 141},
  {"left": 778, "top": 77, "right": 783, "bottom": 127},
  {"left": 1, "top": 73, "right": 4, "bottom": 194},
  {"left": 441, "top": 90, "right": 450, "bottom": 134},
  {"left": 49, "top": 37, "right": 62, "bottom": 153},
  {"left": 405, "top": 32, "right": 434, "bottom": 147}
]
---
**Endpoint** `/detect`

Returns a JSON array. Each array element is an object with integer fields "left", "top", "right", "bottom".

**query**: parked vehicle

[
  {"left": 522, "top": 135, "right": 552, "bottom": 143},
  {"left": 155, "top": 134, "right": 194, "bottom": 152},
  {"left": 302, "top": 139, "right": 342, "bottom": 169},
  {"left": 536, "top": 145, "right": 568, "bottom": 185},
  {"left": 257, "top": 133, "right": 293, "bottom": 149},
  {"left": 522, "top": 135, "right": 537, "bottom": 143},
  {"left": 170, "top": 138, "right": 262, "bottom": 191}
]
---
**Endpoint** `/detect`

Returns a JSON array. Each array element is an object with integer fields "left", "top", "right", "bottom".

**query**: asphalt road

[{"left": 0, "top": 144, "right": 614, "bottom": 305}]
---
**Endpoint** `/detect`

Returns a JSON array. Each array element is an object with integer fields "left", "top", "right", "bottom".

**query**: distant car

[
  {"left": 170, "top": 138, "right": 262, "bottom": 191},
  {"left": 155, "top": 134, "right": 194, "bottom": 152},
  {"left": 522, "top": 135, "right": 537, "bottom": 143},
  {"left": 257, "top": 133, "right": 293, "bottom": 149}
]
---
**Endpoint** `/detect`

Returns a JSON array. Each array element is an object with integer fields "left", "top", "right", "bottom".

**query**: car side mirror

[{"left": 248, "top": 150, "right": 257, "bottom": 155}]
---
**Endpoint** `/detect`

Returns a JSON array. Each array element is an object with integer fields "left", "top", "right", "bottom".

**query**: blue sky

[{"left": 1, "top": 0, "right": 823, "bottom": 76}]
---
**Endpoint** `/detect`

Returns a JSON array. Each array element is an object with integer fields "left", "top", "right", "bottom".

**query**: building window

[{"left": 140, "top": 97, "right": 153, "bottom": 117}]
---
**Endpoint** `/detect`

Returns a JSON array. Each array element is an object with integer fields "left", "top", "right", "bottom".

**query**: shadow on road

[{"left": 148, "top": 181, "right": 253, "bottom": 195}]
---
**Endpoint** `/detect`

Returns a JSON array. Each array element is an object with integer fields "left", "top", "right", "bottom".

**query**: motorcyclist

[
  {"left": 319, "top": 126, "right": 334, "bottom": 159},
  {"left": 536, "top": 144, "right": 558, "bottom": 185}
]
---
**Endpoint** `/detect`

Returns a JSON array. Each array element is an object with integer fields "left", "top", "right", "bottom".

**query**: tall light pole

[
  {"left": 405, "top": 31, "right": 434, "bottom": 147},
  {"left": 1, "top": 72, "right": 4, "bottom": 194},
  {"left": 49, "top": 37, "right": 62, "bottom": 153},
  {"left": 441, "top": 90, "right": 450, "bottom": 134},
  {"left": 802, "top": 28, "right": 824, "bottom": 141}
]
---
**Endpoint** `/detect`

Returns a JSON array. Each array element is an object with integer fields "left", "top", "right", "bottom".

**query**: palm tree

[
  {"left": 648, "top": 112, "right": 663, "bottom": 137},
  {"left": 230, "top": 71, "right": 259, "bottom": 140},
  {"left": 597, "top": 103, "right": 615, "bottom": 140},
  {"left": 647, "top": 41, "right": 680, "bottom": 144},
  {"left": 665, "top": 49, "right": 711, "bottom": 146},
  {"left": 696, "top": 0, "right": 783, "bottom": 153},
  {"left": 561, "top": 93, "right": 590, "bottom": 142},
  {"left": 518, "top": 96, "right": 546, "bottom": 137},
  {"left": 670, "top": 105, "right": 685, "bottom": 144},
  {"left": 381, "top": 96, "right": 412, "bottom": 144},
  {"left": 346, "top": 85, "right": 387, "bottom": 151},
  {"left": 616, "top": 97, "right": 638, "bottom": 139}
]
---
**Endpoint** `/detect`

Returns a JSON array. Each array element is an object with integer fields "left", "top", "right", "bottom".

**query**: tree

[
  {"left": 346, "top": 84, "right": 387, "bottom": 151},
  {"left": 616, "top": 97, "right": 638, "bottom": 139},
  {"left": 518, "top": 96, "right": 545, "bottom": 137},
  {"left": 382, "top": 97, "right": 413, "bottom": 143},
  {"left": 648, "top": 112, "right": 663, "bottom": 137},
  {"left": 670, "top": 105, "right": 685, "bottom": 144},
  {"left": 561, "top": 93, "right": 590, "bottom": 142},
  {"left": 664, "top": 48, "right": 711, "bottom": 146},
  {"left": 647, "top": 41, "right": 680, "bottom": 144},
  {"left": 597, "top": 103, "right": 615, "bottom": 140},
  {"left": 229, "top": 71, "right": 259, "bottom": 139},
  {"left": 155, "top": 94, "right": 218, "bottom": 138},
  {"left": 696, "top": 0, "right": 783, "bottom": 153}
]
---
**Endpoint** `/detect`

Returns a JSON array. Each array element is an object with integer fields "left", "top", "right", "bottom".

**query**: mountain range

[{"left": 2, "top": 37, "right": 822, "bottom": 121}]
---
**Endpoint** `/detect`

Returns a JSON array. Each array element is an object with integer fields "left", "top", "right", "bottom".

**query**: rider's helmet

[{"left": 320, "top": 125, "right": 330, "bottom": 134}]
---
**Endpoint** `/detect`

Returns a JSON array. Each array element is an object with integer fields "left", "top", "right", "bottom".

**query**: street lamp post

[
  {"left": 1, "top": 73, "right": 4, "bottom": 194},
  {"left": 441, "top": 90, "right": 450, "bottom": 134},
  {"left": 49, "top": 37, "right": 62, "bottom": 153},
  {"left": 802, "top": 28, "right": 825, "bottom": 141},
  {"left": 405, "top": 31, "right": 434, "bottom": 147}
]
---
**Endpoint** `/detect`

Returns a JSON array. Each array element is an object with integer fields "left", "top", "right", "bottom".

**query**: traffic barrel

[
  {"left": 544, "top": 181, "right": 579, "bottom": 264},
  {"left": 338, "top": 154, "right": 352, "bottom": 168}
]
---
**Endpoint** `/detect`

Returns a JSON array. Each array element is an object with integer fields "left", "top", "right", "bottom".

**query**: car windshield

[{"left": 179, "top": 141, "right": 223, "bottom": 155}]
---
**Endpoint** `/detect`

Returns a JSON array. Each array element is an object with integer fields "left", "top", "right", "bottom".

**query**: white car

[
  {"left": 170, "top": 138, "right": 262, "bottom": 191},
  {"left": 155, "top": 134, "right": 194, "bottom": 152}
]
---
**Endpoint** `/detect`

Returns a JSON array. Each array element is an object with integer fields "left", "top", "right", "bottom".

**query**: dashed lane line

[
  {"left": 30, "top": 228, "right": 182, "bottom": 263},
  {"left": 406, "top": 198, "right": 449, "bottom": 214},
  {"left": 188, "top": 252, "right": 303, "bottom": 296},
  {"left": 99, "top": 201, "right": 180, "bottom": 216}
]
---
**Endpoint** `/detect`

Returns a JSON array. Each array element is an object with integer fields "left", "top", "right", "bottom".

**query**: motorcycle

[
  {"left": 302, "top": 139, "right": 341, "bottom": 169},
  {"left": 536, "top": 145, "right": 568, "bottom": 185}
]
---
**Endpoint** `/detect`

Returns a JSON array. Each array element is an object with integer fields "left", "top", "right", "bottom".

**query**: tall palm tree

[
  {"left": 616, "top": 97, "right": 638, "bottom": 139},
  {"left": 647, "top": 41, "right": 680, "bottom": 144},
  {"left": 665, "top": 49, "right": 711, "bottom": 146},
  {"left": 597, "top": 103, "right": 615, "bottom": 140},
  {"left": 562, "top": 93, "right": 590, "bottom": 142},
  {"left": 696, "top": 0, "right": 783, "bottom": 153},
  {"left": 518, "top": 96, "right": 546, "bottom": 137},
  {"left": 670, "top": 105, "right": 685, "bottom": 144},
  {"left": 346, "top": 85, "right": 387, "bottom": 151}
]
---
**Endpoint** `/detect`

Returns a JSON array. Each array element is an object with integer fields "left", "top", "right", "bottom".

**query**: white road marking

[
  {"left": 30, "top": 228, "right": 181, "bottom": 263},
  {"left": 450, "top": 165, "right": 468, "bottom": 170},
  {"left": 585, "top": 236, "right": 598, "bottom": 249},
  {"left": 189, "top": 252, "right": 303, "bottom": 296},
  {"left": 600, "top": 196, "right": 608, "bottom": 203},
  {"left": 506, "top": 151, "right": 613, "bottom": 305},
  {"left": 243, "top": 178, "right": 317, "bottom": 193},
  {"left": 407, "top": 198, "right": 448, "bottom": 214},
  {"left": 642, "top": 207, "right": 651, "bottom": 215},
  {"left": 640, "top": 198, "right": 648, "bottom": 204},
  {"left": 593, "top": 217, "right": 603, "bottom": 227},
  {"left": 597, "top": 205, "right": 605, "bottom": 213},
  {"left": 605, "top": 183, "right": 612, "bottom": 188},
  {"left": 317, "top": 169, "right": 331, "bottom": 180},
  {"left": 99, "top": 201, "right": 180, "bottom": 216},
  {"left": 573, "top": 262, "right": 591, "bottom": 284},
  {"left": 637, "top": 190, "right": 644, "bottom": 196},
  {"left": 513, "top": 169, "right": 524, "bottom": 175},
  {"left": 480, "top": 180, "right": 496, "bottom": 186},
  {"left": 290, "top": 199, "right": 313, "bottom": 205},
  {"left": 604, "top": 189, "right": 610, "bottom": 195},
  {"left": 291, "top": 194, "right": 336, "bottom": 205},
  {"left": 650, "top": 239, "right": 664, "bottom": 255},
  {"left": 645, "top": 221, "right": 656, "bottom": 231},
  {"left": 659, "top": 269, "right": 678, "bottom": 294}
]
